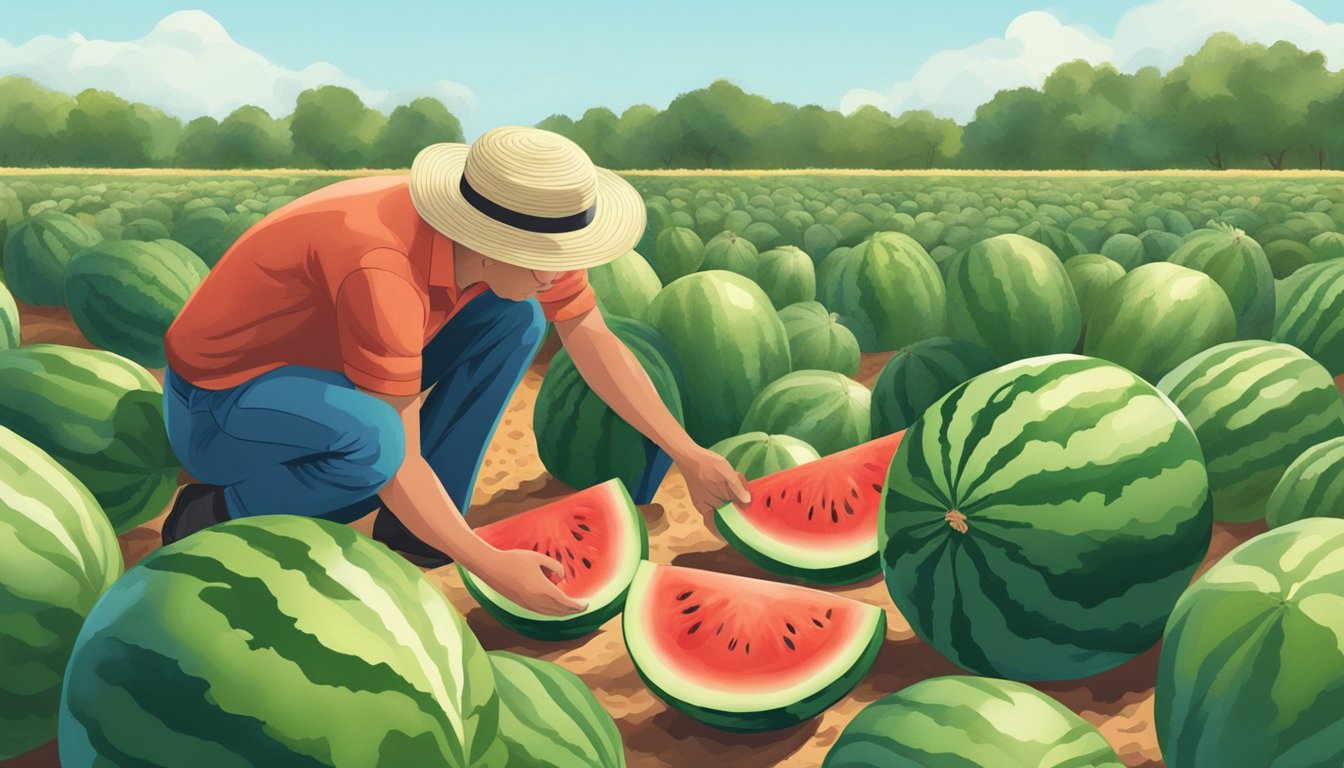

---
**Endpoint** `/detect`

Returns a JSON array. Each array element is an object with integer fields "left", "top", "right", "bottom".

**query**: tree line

[{"left": 0, "top": 32, "right": 1340, "bottom": 171}]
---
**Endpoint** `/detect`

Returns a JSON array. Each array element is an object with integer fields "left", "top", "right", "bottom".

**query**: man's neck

[{"left": 452, "top": 241, "right": 487, "bottom": 288}]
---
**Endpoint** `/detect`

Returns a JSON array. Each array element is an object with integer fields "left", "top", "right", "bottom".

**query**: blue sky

[{"left": 2, "top": 1, "right": 1342, "bottom": 137}]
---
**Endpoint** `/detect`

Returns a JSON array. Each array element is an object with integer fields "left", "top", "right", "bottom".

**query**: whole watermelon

[
  {"left": 1309, "top": 230, "right": 1344, "bottom": 262},
  {"left": 740, "top": 370, "right": 871, "bottom": 457},
  {"left": 1155, "top": 518, "right": 1344, "bottom": 768},
  {"left": 869, "top": 337, "right": 1000, "bottom": 437},
  {"left": 2, "top": 211, "right": 102, "bottom": 306},
  {"left": 1167, "top": 223, "right": 1275, "bottom": 340},
  {"left": 1016, "top": 221, "right": 1086, "bottom": 259},
  {"left": 803, "top": 223, "right": 842, "bottom": 265},
  {"left": 64, "top": 239, "right": 210, "bottom": 368},
  {"left": 823, "top": 676, "right": 1124, "bottom": 768},
  {"left": 534, "top": 316, "right": 683, "bottom": 497},
  {"left": 1265, "top": 436, "right": 1344, "bottom": 528},
  {"left": 1265, "top": 239, "right": 1318, "bottom": 279},
  {"left": 709, "top": 431, "right": 820, "bottom": 481},
  {"left": 1062, "top": 253, "right": 1125, "bottom": 341},
  {"left": 882, "top": 355, "right": 1212, "bottom": 680},
  {"left": 0, "top": 344, "right": 180, "bottom": 533},
  {"left": 636, "top": 202, "right": 673, "bottom": 258},
  {"left": 818, "top": 232, "right": 946, "bottom": 353},
  {"left": 652, "top": 226, "right": 704, "bottom": 285},
  {"left": 757, "top": 246, "right": 816, "bottom": 309},
  {"left": 1084, "top": 263, "right": 1237, "bottom": 383},
  {"left": 0, "top": 281, "right": 18, "bottom": 350},
  {"left": 1138, "top": 229, "right": 1183, "bottom": 264},
  {"left": 1273, "top": 260, "right": 1344, "bottom": 376},
  {"left": 172, "top": 213, "right": 235, "bottom": 266},
  {"left": 778, "top": 301, "right": 860, "bottom": 376},
  {"left": 946, "top": 234, "right": 1081, "bottom": 361},
  {"left": 588, "top": 250, "right": 661, "bottom": 322},
  {"left": 1, "top": 426, "right": 122, "bottom": 760},
  {"left": 121, "top": 218, "right": 172, "bottom": 241},
  {"left": 647, "top": 271, "right": 791, "bottom": 446},
  {"left": 1158, "top": 341, "right": 1344, "bottom": 522},
  {"left": 1099, "top": 233, "right": 1145, "bottom": 270},
  {"left": 701, "top": 231, "right": 760, "bottom": 280},
  {"left": 487, "top": 652, "right": 625, "bottom": 768},
  {"left": 60, "top": 516, "right": 504, "bottom": 768}
]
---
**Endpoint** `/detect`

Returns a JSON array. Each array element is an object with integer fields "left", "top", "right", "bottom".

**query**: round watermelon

[
  {"left": 882, "top": 355, "right": 1212, "bottom": 681},
  {"left": 1063, "top": 253, "right": 1125, "bottom": 342},
  {"left": 1099, "top": 233, "right": 1145, "bottom": 270},
  {"left": 172, "top": 214, "right": 236, "bottom": 267},
  {"left": 1155, "top": 518, "right": 1344, "bottom": 768},
  {"left": 622, "top": 562, "right": 884, "bottom": 732},
  {"left": 740, "top": 370, "right": 871, "bottom": 457},
  {"left": 778, "top": 301, "right": 860, "bottom": 376},
  {"left": 757, "top": 246, "right": 816, "bottom": 309},
  {"left": 461, "top": 480, "right": 647, "bottom": 640},
  {"left": 817, "top": 232, "right": 946, "bottom": 353},
  {"left": 1265, "top": 239, "right": 1319, "bottom": 279},
  {"left": 741, "top": 221, "right": 782, "bottom": 251},
  {"left": 647, "top": 271, "right": 791, "bottom": 447},
  {"left": 1138, "top": 229, "right": 1183, "bottom": 264},
  {"left": 709, "top": 432, "right": 820, "bottom": 481},
  {"left": 1309, "top": 231, "right": 1344, "bottom": 262},
  {"left": 1, "top": 426, "right": 122, "bottom": 760},
  {"left": 1272, "top": 260, "right": 1344, "bottom": 376},
  {"left": 869, "top": 337, "right": 1000, "bottom": 438},
  {"left": 946, "top": 234, "right": 1081, "bottom": 362},
  {"left": 0, "top": 280, "right": 18, "bottom": 350},
  {"left": 121, "top": 218, "right": 172, "bottom": 241},
  {"left": 803, "top": 224, "right": 842, "bottom": 266},
  {"left": 60, "top": 515, "right": 504, "bottom": 768},
  {"left": 636, "top": 202, "right": 674, "bottom": 258},
  {"left": 652, "top": 226, "right": 704, "bottom": 285},
  {"left": 1083, "top": 263, "right": 1237, "bottom": 384},
  {"left": 2, "top": 211, "right": 102, "bottom": 306},
  {"left": 1157, "top": 341, "right": 1344, "bottom": 523},
  {"left": 1167, "top": 223, "right": 1275, "bottom": 340},
  {"left": 822, "top": 676, "right": 1124, "bottom": 768},
  {"left": 0, "top": 344, "right": 180, "bottom": 534},
  {"left": 701, "top": 231, "right": 760, "bottom": 280},
  {"left": 588, "top": 250, "right": 661, "bottom": 322},
  {"left": 487, "top": 652, "right": 625, "bottom": 768},
  {"left": 1265, "top": 436, "right": 1344, "bottom": 528},
  {"left": 534, "top": 316, "right": 682, "bottom": 496},
  {"left": 1016, "top": 221, "right": 1086, "bottom": 259}
]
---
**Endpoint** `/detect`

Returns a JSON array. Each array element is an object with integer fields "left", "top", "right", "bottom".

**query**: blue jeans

[{"left": 163, "top": 291, "right": 670, "bottom": 554}]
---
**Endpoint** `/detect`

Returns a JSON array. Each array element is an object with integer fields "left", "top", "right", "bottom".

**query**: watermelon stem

[{"left": 944, "top": 509, "right": 969, "bottom": 534}]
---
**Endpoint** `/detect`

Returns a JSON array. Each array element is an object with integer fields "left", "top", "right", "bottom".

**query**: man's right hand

[{"left": 464, "top": 546, "right": 589, "bottom": 617}]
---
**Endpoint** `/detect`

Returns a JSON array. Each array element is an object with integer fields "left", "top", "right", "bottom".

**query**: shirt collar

[{"left": 422, "top": 219, "right": 457, "bottom": 293}]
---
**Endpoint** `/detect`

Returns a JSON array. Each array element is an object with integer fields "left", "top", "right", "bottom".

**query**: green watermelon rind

[
  {"left": 486, "top": 652, "right": 625, "bottom": 768},
  {"left": 459, "top": 480, "right": 649, "bottom": 641},
  {"left": 621, "top": 561, "right": 886, "bottom": 733},
  {"left": 712, "top": 509, "right": 880, "bottom": 586}
]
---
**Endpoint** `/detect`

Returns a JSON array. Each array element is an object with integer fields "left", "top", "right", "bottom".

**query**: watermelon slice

[
  {"left": 714, "top": 431, "right": 904, "bottom": 584},
  {"left": 622, "top": 561, "right": 885, "bottom": 732},
  {"left": 459, "top": 479, "right": 648, "bottom": 641}
]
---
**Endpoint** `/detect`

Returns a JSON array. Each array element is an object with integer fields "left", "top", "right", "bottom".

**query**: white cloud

[
  {"left": 0, "top": 10, "right": 475, "bottom": 121},
  {"left": 843, "top": 0, "right": 1344, "bottom": 123}
]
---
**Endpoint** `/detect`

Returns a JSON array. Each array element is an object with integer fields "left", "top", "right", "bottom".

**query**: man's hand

[
  {"left": 677, "top": 446, "right": 751, "bottom": 530},
  {"left": 461, "top": 547, "right": 588, "bottom": 617}
]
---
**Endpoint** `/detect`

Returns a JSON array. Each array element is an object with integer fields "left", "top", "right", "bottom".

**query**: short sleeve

[
  {"left": 538, "top": 270, "right": 597, "bottom": 322},
  {"left": 334, "top": 268, "right": 426, "bottom": 396}
]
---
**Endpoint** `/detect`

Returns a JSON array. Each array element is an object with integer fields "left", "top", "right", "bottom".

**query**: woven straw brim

[{"left": 409, "top": 144, "right": 646, "bottom": 271}]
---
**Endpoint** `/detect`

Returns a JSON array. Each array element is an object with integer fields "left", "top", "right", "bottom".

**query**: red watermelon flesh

[{"left": 714, "top": 431, "right": 903, "bottom": 584}]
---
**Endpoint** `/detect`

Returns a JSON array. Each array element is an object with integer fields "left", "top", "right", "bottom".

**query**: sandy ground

[{"left": 5, "top": 303, "right": 1267, "bottom": 768}]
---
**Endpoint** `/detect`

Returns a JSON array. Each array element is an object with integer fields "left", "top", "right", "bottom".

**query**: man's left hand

[{"left": 676, "top": 446, "right": 751, "bottom": 531}]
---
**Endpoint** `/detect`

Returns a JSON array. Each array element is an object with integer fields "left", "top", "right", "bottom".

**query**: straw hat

[{"left": 409, "top": 126, "right": 646, "bottom": 271}]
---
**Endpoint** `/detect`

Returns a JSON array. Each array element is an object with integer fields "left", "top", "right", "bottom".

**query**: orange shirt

[{"left": 164, "top": 176, "right": 595, "bottom": 397}]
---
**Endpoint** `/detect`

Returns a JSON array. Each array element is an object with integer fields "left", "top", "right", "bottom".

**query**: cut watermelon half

[
  {"left": 623, "top": 561, "right": 885, "bottom": 732},
  {"left": 714, "top": 431, "right": 904, "bottom": 584},
  {"left": 459, "top": 479, "right": 648, "bottom": 641}
]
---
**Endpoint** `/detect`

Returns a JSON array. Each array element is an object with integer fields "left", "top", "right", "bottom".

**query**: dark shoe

[
  {"left": 372, "top": 510, "right": 454, "bottom": 568},
  {"left": 161, "top": 484, "right": 231, "bottom": 546}
]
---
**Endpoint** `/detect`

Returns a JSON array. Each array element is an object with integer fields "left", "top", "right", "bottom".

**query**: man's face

[{"left": 482, "top": 257, "right": 558, "bottom": 301}]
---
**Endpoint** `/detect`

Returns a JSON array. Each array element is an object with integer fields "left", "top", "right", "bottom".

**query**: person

[{"left": 159, "top": 126, "right": 750, "bottom": 618}]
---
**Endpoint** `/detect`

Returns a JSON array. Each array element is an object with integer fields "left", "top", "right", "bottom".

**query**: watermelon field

[{"left": 2, "top": 168, "right": 1344, "bottom": 767}]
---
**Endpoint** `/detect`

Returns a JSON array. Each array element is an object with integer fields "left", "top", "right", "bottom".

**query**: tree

[
  {"left": 211, "top": 106, "right": 292, "bottom": 168},
  {"left": 57, "top": 89, "right": 158, "bottom": 167},
  {"left": 174, "top": 116, "right": 222, "bottom": 168},
  {"left": 371, "top": 97, "right": 463, "bottom": 169},
  {"left": 959, "top": 88, "right": 1057, "bottom": 170},
  {"left": 289, "top": 86, "right": 386, "bottom": 169},
  {"left": 0, "top": 76, "right": 74, "bottom": 166}
]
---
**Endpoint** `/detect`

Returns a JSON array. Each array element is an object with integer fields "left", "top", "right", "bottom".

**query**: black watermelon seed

[
  {"left": 825, "top": 608, "right": 833, "bottom": 619},
  {"left": 677, "top": 591, "right": 693, "bottom": 601},
  {"left": 785, "top": 622, "right": 796, "bottom": 634},
  {"left": 572, "top": 530, "right": 584, "bottom": 541},
  {"left": 745, "top": 643, "right": 751, "bottom": 655},
  {"left": 682, "top": 604, "right": 700, "bottom": 614},
  {"left": 577, "top": 523, "right": 591, "bottom": 532},
  {"left": 783, "top": 636, "right": 796, "bottom": 651},
  {"left": 688, "top": 621, "right": 701, "bottom": 635},
  {"left": 812, "top": 618, "right": 825, "bottom": 628},
  {"left": 581, "top": 557, "right": 592, "bottom": 569},
  {"left": 728, "top": 638, "right": 737, "bottom": 651}
]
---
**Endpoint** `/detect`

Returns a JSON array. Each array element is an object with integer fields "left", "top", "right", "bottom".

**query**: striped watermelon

[
  {"left": 0, "top": 344, "right": 180, "bottom": 534},
  {"left": 757, "top": 246, "right": 817, "bottom": 309},
  {"left": 1138, "top": 229, "right": 1183, "bottom": 264},
  {"left": 1272, "top": 260, "right": 1344, "bottom": 376},
  {"left": 869, "top": 337, "right": 1000, "bottom": 438},
  {"left": 652, "top": 226, "right": 704, "bottom": 285},
  {"left": 1265, "top": 239, "right": 1319, "bottom": 279},
  {"left": 0, "top": 280, "right": 17, "bottom": 350},
  {"left": 534, "top": 316, "right": 682, "bottom": 500},
  {"left": 60, "top": 515, "right": 504, "bottom": 767},
  {"left": 64, "top": 239, "right": 210, "bottom": 368},
  {"left": 171, "top": 214, "right": 235, "bottom": 267},
  {"left": 1099, "top": 233, "right": 1145, "bottom": 270},
  {"left": 1083, "top": 263, "right": 1237, "bottom": 383},
  {"left": 778, "top": 301, "right": 860, "bottom": 376},
  {"left": 740, "top": 370, "right": 871, "bottom": 457},
  {"left": 1167, "top": 223, "right": 1275, "bottom": 340},
  {"left": 1266, "top": 436, "right": 1344, "bottom": 528},
  {"left": 1, "top": 426, "right": 122, "bottom": 760},
  {"left": 487, "top": 652, "right": 624, "bottom": 768},
  {"left": 588, "top": 250, "right": 661, "bottom": 322},
  {"left": 1309, "top": 231, "right": 1344, "bottom": 261},
  {"left": 882, "top": 355, "right": 1212, "bottom": 680},
  {"left": 2, "top": 211, "right": 102, "bottom": 306},
  {"left": 1155, "top": 518, "right": 1344, "bottom": 768},
  {"left": 1063, "top": 253, "right": 1125, "bottom": 344},
  {"left": 946, "top": 234, "right": 1081, "bottom": 362},
  {"left": 1157, "top": 341, "right": 1344, "bottom": 523},
  {"left": 817, "top": 232, "right": 946, "bottom": 353},
  {"left": 701, "top": 231, "right": 760, "bottom": 280},
  {"left": 647, "top": 271, "right": 791, "bottom": 446},
  {"left": 822, "top": 676, "right": 1124, "bottom": 768},
  {"left": 709, "top": 432, "right": 819, "bottom": 481}
]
